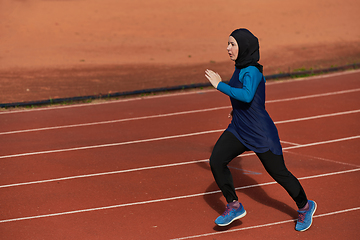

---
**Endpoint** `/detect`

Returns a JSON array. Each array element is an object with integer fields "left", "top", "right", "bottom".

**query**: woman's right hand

[
  {"left": 205, "top": 69, "right": 222, "bottom": 89},
  {"left": 228, "top": 110, "right": 233, "bottom": 119}
]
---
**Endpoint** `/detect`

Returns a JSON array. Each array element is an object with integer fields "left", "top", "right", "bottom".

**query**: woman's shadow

[{"left": 197, "top": 153, "right": 298, "bottom": 231}]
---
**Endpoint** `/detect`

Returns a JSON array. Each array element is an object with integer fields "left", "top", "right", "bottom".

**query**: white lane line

[
  {"left": 283, "top": 151, "right": 360, "bottom": 168},
  {"left": 0, "top": 109, "right": 358, "bottom": 159},
  {"left": 0, "top": 152, "right": 250, "bottom": 189},
  {"left": 1, "top": 88, "right": 359, "bottom": 135},
  {"left": 0, "top": 168, "right": 358, "bottom": 224},
  {"left": 274, "top": 109, "right": 360, "bottom": 124},
  {"left": 283, "top": 135, "right": 360, "bottom": 150},
  {"left": 0, "top": 106, "right": 230, "bottom": 136},
  {"left": 0, "top": 159, "right": 210, "bottom": 189},
  {"left": 233, "top": 168, "right": 360, "bottom": 191},
  {"left": 1, "top": 135, "right": 359, "bottom": 189},
  {"left": 280, "top": 140, "right": 301, "bottom": 146},
  {"left": 266, "top": 68, "right": 360, "bottom": 85},
  {"left": 170, "top": 207, "right": 360, "bottom": 240},
  {"left": 266, "top": 88, "right": 360, "bottom": 103},
  {"left": 0, "top": 130, "right": 223, "bottom": 159},
  {"left": 0, "top": 89, "right": 218, "bottom": 115}
]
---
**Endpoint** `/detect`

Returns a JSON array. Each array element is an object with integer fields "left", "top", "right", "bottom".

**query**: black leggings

[{"left": 209, "top": 130, "right": 308, "bottom": 209}]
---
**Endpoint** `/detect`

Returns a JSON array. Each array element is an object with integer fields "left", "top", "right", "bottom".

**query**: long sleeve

[{"left": 216, "top": 69, "right": 262, "bottom": 103}]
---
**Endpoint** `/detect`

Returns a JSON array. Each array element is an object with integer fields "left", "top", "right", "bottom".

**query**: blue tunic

[{"left": 217, "top": 66, "right": 282, "bottom": 155}]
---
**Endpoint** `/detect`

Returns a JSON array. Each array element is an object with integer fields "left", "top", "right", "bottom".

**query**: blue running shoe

[
  {"left": 295, "top": 200, "right": 317, "bottom": 231},
  {"left": 215, "top": 202, "right": 246, "bottom": 226}
]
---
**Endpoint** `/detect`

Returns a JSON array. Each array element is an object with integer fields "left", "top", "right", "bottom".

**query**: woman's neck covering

[{"left": 230, "top": 28, "right": 263, "bottom": 73}]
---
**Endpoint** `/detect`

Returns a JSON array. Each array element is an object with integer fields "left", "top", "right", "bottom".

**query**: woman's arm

[{"left": 206, "top": 69, "right": 262, "bottom": 103}]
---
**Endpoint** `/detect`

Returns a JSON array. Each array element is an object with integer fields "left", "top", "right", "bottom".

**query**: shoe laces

[
  {"left": 298, "top": 211, "right": 306, "bottom": 223},
  {"left": 221, "top": 205, "right": 233, "bottom": 217}
]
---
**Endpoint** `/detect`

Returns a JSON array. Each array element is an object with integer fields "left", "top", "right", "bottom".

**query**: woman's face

[{"left": 227, "top": 36, "right": 238, "bottom": 61}]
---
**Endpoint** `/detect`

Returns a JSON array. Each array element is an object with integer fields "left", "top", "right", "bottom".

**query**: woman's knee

[{"left": 209, "top": 154, "right": 223, "bottom": 170}]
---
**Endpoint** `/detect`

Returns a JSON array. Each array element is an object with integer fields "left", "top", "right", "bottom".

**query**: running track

[{"left": 0, "top": 70, "right": 359, "bottom": 239}]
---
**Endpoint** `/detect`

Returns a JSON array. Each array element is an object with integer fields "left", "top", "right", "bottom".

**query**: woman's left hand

[{"left": 205, "top": 69, "right": 222, "bottom": 89}]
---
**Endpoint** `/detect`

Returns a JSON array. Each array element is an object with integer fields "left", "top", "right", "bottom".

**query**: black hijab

[{"left": 230, "top": 28, "right": 263, "bottom": 73}]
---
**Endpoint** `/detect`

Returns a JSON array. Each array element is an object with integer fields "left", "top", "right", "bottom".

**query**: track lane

[
  {"left": 0, "top": 170, "right": 358, "bottom": 240},
  {"left": 0, "top": 71, "right": 359, "bottom": 239},
  {"left": 0, "top": 95, "right": 358, "bottom": 157},
  {"left": 0, "top": 110, "right": 358, "bottom": 186},
  {"left": 0, "top": 137, "right": 358, "bottom": 222},
  {"left": 1, "top": 70, "right": 359, "bottom": 133}
]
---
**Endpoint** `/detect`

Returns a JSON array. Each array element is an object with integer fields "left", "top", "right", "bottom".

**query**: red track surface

[{"left": 0, "top": 71, "right": 359, "bottom": 239}]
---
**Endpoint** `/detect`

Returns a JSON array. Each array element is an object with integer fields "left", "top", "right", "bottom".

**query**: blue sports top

[{"left": 217, "top": 66, "right": 283, "bottom": 155}]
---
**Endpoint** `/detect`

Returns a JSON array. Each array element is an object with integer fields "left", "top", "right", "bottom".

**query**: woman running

[{"left": 205, "top": 28, "right": 316, "bottom": 231}]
